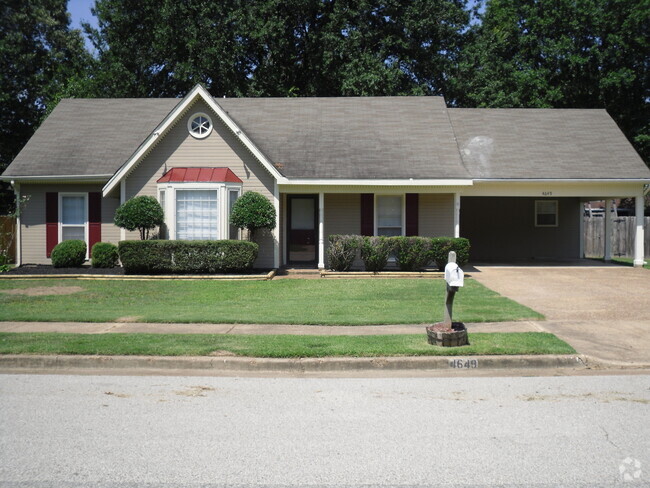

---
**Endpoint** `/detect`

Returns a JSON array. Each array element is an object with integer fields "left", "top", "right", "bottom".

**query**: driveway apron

[{"left": 472, "top": 265, "right": 650, "bottom": 364}]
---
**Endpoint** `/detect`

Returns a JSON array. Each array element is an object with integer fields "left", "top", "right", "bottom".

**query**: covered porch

[{"left": 275, "top": 183, "right": 469, "bottom": 269}]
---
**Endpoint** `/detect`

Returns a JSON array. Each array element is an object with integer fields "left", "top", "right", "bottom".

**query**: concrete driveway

[{"left": 472, "top": 264, "right": 650, "bottom": 365}]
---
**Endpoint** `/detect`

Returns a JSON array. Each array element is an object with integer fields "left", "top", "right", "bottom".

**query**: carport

[{"left": 460, "top": 196, "right": 581, "bottom": 262}]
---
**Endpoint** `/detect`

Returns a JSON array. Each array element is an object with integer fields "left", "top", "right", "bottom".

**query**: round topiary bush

[
  {"left": 229, "top": 191, "right": 276, "bottom": 242},
  {"left": 51, "top": 240, "right": 87, "bottom": 268},
  {"left": 91, "top": 242, "right": 119, "bottom": 268},
  {"left": 114, "top": 196, "right": 164, "bottom": 240}
]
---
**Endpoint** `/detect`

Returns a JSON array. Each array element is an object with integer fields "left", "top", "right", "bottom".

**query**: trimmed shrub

[
  {"left": 118, "top": 240, "right": 259, "bottom": 275},
  {"left": 91, "top": 242, "right": 119, "bottom": 268},
  {"left": 327, "top": 235, "right": 361, "bottom": 271},
  {"left": 114, "top": 196, "right": 164, "bottom": 240},
  {"left": 430, "top": 237, "right": 471, "bottom": 270},
  {"left": 393, "top": 236, "right": 432, "bottom": 271},
  {"left": 360, "top": 236, "right": 394, "bottom": 272},
  {"left": 230, "top": 191, "right": 276, "bottom": 241},
  {"left": 51, "top": 240, "right": 87, "bottom": 268}
]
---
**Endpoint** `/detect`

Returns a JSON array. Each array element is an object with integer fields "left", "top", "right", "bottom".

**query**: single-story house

[{"left": 2, "top": 84, "right": 649, "bottom": 268}]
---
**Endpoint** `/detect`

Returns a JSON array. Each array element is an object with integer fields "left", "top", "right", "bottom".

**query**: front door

[{"left": 287, "top": 195, "right": 318, "bottom": 265}]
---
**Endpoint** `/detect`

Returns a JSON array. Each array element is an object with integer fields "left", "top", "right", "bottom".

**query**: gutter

[
  {"left": 0, "top": 174, "right": 112, "bottom": 183},
  {"left": 473, "top": 178, "right": 650, "bottom": 183}
]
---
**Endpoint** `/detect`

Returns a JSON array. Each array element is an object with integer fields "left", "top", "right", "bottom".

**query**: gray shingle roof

[
  {"left": 218, "top": 97, "right": 469, "bottom": 179},
  {"left": 448, "top": 108, "right": 650, "bottom": 179},
  {"left": 3, "top": 98, "right": 180, "bottom": 177},
  {"left": 3, "top": 95, "right": 648, "bottom": 181}
]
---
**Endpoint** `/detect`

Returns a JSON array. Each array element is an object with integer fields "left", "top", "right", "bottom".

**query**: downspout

[
  {"left": 120, "top": 180, "right": 126, "bottom": 241},
  {"left": 12, "top": 181, "right": 21, "bottom": 266}
]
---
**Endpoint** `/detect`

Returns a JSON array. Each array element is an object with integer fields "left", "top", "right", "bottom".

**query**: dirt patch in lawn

[
  {"left": 115, "top": 316, "right": 142, "bottom": 323},
  {"left": 0, "top": 286, "right": 85, "bottom": 296},
  {"left": 209, "top": 350, "right": 237, "bottom": 357}
]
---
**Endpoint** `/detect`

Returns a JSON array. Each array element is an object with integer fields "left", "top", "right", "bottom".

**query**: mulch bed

[{"left": 3, "top": 265, "right": 125, "bottom": 275}]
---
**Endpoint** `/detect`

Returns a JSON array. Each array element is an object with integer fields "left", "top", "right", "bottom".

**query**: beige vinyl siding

[
  {"left": 123, "top": 99, "right": 277, "bottom": 268},
  {"left": 19, "top": 183, "right": 120, "bottom": 264},
  {"left": 323, "top": 193, "right": 361, "bottom": 269},
  {"left": 419, "top": 193, "right": 455, "bottom": 237}
]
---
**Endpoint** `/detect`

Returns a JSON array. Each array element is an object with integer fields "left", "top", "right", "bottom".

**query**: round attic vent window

[{"left": 188, "top": 113, "right": 212, "bottom": 139}]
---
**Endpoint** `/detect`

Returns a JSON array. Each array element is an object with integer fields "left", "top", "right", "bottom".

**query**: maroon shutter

[
  {"left": 405, "top": 193, "right": 419, "bottom": 236},
  {"left": 88, "top": 192, "right": 102, "bottom": 255},
  {"left": 45, "top": 192, "right": 58, "bottom": 257},
  {"left": 360, "top": 193, "right": 374, "bottom": 236}
]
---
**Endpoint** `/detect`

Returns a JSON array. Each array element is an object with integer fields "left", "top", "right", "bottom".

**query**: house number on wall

[
  {"left": 542, "top": 191, "right": 553, "bottom": 196},
  {"left": 449, "top": 359, "right": 479, "bottom": 369}
]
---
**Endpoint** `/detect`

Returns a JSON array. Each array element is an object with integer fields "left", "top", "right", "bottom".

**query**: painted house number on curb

[{"left": 449, "top": 359, "right": 479, "bottom": 369}]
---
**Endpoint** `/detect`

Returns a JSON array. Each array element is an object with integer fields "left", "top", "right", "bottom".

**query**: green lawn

[
  {"left": 0, "top": 278, "right": 542, "bottom": 325},
  {"left": 0, "top": 332, "right": 574, "bottom": 357},
  {"left": 612, "top": 257, "right": 650, "bottom": 269}
]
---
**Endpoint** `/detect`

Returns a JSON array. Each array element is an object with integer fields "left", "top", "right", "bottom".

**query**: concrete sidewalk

[{"left": 0, "top": 320, "right": 539, "bottom": 335}]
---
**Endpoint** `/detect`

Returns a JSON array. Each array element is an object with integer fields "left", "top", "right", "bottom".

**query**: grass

[
  {"left": 0, "top": 332, "right": 575, "bottom": 357},
  {"left": 0, "top": 278, "right": 543, "bottom": 325},
  {"left": 587, "top": 256, "right": 649, "bottom": 269},
  {"left": 611, "top": 257, "right": 650, "bottom": 269}
]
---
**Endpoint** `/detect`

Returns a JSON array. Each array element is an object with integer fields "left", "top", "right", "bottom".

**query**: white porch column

[
  {"left": 578, "top": 200, "right": 585, "bottom": 258},
  {"left": 453, "top": 193, "right": 461, "bottom": 238},
  {"left": 318, "top": 192, "right": 325, "bottom": 269},
  {"left": 604, "top": 198, "right": 612, "bottom": 261},
  {"left": 273, "top": 181, "right": 280, "bottom": 269},
  {"left": 633, "top": 191, "right": 645, "bottom": 267}
]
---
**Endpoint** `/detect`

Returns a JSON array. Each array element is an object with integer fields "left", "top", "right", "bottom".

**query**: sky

[{"left": 67, "top": 0, "right": 98, "bottom": 51}]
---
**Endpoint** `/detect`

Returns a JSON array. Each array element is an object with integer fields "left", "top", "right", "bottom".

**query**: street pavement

[{"left": 0, "top": 373, "right": 649, "bottom": 487}]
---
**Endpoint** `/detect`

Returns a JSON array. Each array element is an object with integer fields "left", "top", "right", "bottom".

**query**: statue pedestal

[{"left": 426, "top": 322, "right": 469, "bottom": 347}]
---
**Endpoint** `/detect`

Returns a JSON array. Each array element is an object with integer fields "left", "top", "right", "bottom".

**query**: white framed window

[
  {"left": 187, "top": 112, "right": 213, "bottom": 139},
  {"left": 176, "top": 190, "right": 219, "bottom": 240},
  {"left": 535, "top": 200, "right": 558, "bottom": 227},
  {"left": 375, "top": 195, "right": 404, "bottom": 236},
  {"left": 59, "top": 193, "right": 87, "bottom": 243},
  {"left": 228, "top": 188, "right": 241, "bottom": 240},
  {"left": 158, "top": 182, "right": 243, "bottom": 240}
]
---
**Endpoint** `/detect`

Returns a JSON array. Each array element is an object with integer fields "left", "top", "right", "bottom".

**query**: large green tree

[
  {"left": 84, "top": 0, "right": 472, "bottom": 97},
  {"left": 0, "top": 0, "right": 90, "bottom": 210},
  {"left": 450, "top": 0, "right": 649, "bottom": 163}
]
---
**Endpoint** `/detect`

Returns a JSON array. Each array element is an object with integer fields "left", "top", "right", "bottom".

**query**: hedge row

[
  {"left": 118, "top": 240, "right": 258, "bottom": 274},
  {"left": 327, "top": 235, "right": 470, "bottom": 272}
]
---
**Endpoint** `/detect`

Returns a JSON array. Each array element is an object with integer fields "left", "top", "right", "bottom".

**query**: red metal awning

[{"left": 157, "top": 167, "right": 242, "bottom": 184}]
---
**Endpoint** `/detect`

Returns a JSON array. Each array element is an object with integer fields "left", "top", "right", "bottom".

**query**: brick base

[{"left": 426, "top": 323, "right": 469, "bottom": 347}]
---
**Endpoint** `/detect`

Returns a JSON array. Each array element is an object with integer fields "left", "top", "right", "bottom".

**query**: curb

[{"left": 0, "top": 353, "right": 589, "bottom": 374}]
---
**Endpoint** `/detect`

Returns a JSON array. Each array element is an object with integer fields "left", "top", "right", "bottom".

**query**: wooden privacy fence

[
  {"left": 584, "top": 216, "right": 650, "bottom": 258},
  {"left": 0, "top": 216, "right": 17, "bottom": 264}
]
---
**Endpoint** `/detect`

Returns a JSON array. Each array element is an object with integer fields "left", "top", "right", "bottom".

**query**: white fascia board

[
  {"left": 280, "top": 179, "right": 474, "bottom": 186},
  {"left": 0, "top": 174, "right": 112, "bottom": 183},
  {"left": 102, "top": 84, "right": 283, "bottom": 198},
  {"left": 473, "top": 178, "right": 650, "bottom": 183}
]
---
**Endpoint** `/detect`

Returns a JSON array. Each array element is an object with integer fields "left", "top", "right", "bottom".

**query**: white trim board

[{"left": 102, "top": 84, "right": 284, "bottom": 197}]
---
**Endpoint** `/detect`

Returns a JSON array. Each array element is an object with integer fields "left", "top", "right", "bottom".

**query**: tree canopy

[
  {"left": 450, "top": 0, "right": 649, "bottom": 162},
  {"left": 0, "top": 0, "right": 89, "bottom": 210},
  {"left": 1, "top": 0, "right": 648, "bottom": 210}
]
